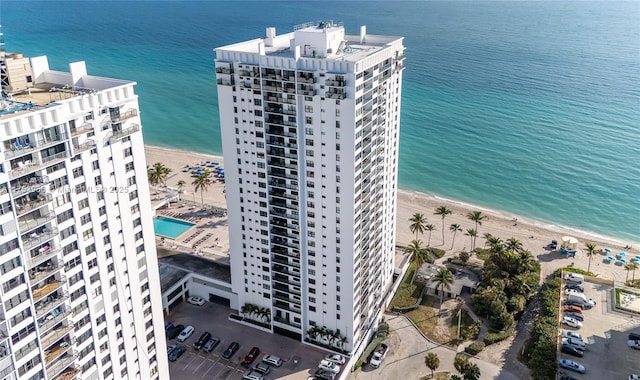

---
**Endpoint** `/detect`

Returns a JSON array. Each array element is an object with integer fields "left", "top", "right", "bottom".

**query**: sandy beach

[{"left": 145, "top": 145, "right": 638, "bottom": 282}]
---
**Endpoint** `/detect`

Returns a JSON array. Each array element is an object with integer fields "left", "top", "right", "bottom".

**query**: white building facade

[
  {"left": 215, "top": 22, "right": 404, "bottom": 355},
  {"left": 0, "top": 54, "right": 168, "bottom": 379}
]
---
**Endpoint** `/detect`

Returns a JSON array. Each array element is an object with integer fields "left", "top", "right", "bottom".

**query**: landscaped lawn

[
  {"left": 390, "top": 263, "right": 424, "bottom": 309},
  {"left": 419, "top": 372, "right": 451, "bottom": 380},
  {"left": 448, "top": 308, "right": 479, "bottom": 341}
]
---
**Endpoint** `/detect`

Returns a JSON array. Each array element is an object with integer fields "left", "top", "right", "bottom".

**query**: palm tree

[
  {"left": 584, "top": 242, "right": 597, "bottom": 273},
  {"left": 463, "top": 363, "right": 481, "bottom": 380},
  {"left": 147, "top": 162, "right": 171, "bottom": 187},
  {"left": 466, "top": 211, "right": 486, "bottom": 234},
  {"left": 631, "top": 261, "right": 640, "bottom": 284},
  {"left": 307, "top": 326, "right": 321, "bottom": 341},
  {"left": 405, "top": 240, "right": 429, "bottom": 285},
  {"left": 432, "top": 268, "right": 454, "bottom": 307},
  {"left": 450, "top": 224, "right": 462, "bottom": 250},
  {"left": 434, "top": 206, "right": 452, "bottom": 244},
  {"left": 506, "top": 238, "right": 523, "bottom": 253},
  {"left": 409, "top": 213, "right": 427, "bottom": 240},
  {"left": 336, "top": 335, "right": 348, "bottom": 349},
  {"left": 486, "top": 236, "right": 503, "bottom": 252},
  {"left": 425, "top": 224, "right": 436, "bottom": 247},
  {"left": 192, "top": 174, "right": 211, "bottom": 208},
  {"left": 424, "top": 352, "right": 440, "bottom": 378},
  {"left": 465, "top": 228, "right": 477, "bottom": 251},
  {"left": 624, "top": 262, "right": 634, "bottom": 283},
  {"left": 482, "top": 233, "right": 494, "bottom": 249}
]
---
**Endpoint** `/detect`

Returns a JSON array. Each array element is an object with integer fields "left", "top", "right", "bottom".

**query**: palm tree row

[
  {"left": 240, "top": 303, "right": 271, "bottom": 323},
  {"left": 306, "top": 326, "right": 348, "bottom": 349},
  {"left": 409, "top": 207, "right": 487, "bottom": 252}
]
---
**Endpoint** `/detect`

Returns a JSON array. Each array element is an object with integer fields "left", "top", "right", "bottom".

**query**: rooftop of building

[
  {"left": 216, "top": 21, "right": 403, "bottom": 63},
  {"left": 157, "top": 249, "right": 232, "bottom": 292},
  {"left": 416, "top": 263, "right": 480, "bottom": 296}
]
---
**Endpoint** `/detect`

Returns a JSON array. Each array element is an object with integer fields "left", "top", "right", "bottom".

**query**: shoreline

[{"left": 144, "top": 144, "right": 638, "bottom": 272}]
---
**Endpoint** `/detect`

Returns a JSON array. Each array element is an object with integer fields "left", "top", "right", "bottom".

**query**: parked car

[
  {"left": 565, "top": 284, "right": 584, "bottom": 292},
  {"left": 167, "top": 344, "right": 176, "bottom": 355},
  {"left": 314, "top": 369, "right": 337, "bottom": 380},
  {"left": 629, "top": 332, "right": 640, "bottom": 340},
  {"left": 628, "top": 340, "right": 640, "bottom": 350},
  {"left": 562, "top": 316, "right": 583, "bottom": 329},
  {"left": 563, "top": 337, "right": 586, "bottom": 349},
  {"left": 165, "top": 322, "right": 174, "bottom": 331},
  {"left": 168, "top": 345, "right": 187, "bottom": 361},
  {"left": 262, "top": 354, "right": 283, "bottom": 367},
  {"left": 187, "top": 296, "right": 205, "bottom": 306},
  {"left": 630, "top": 375, "right": 640, "bottom": 380},
  {"left": 561, "top": 344, "right": 584, "bottom": 357},
  {"left": 193, "top": 331, "right": 211, "bottom": 350},
  {"left": 564, "top": 312, "right": 584, "bottom": 322},
  {"left": 203, "top": 337, "right": 220, "bottom": 353},
  {"left": 564, "top": 273, "right": 584, "bottom": 283},
  {"left": 565, "top": 288, "right": 584, "bottom": 296},
  {"left": 166, "top": 324, "right": 185, "bottom": 340},
  {"left": 559, "top": 376, "right": 579, "bottom": 380},
  {"left": 324, "top": 353, "right": 346, "bottom": 365},
  {"left": 241, "top": 370, "right": 264, "bottom": 380},
  {"left": 563, "top": 305, "right": 583, "bottom": 314},
  {"left": 562, "top": 330, "right": 583, "bottom": 340},
  {"left": 563, "top": 299, "right": 585, "bottom": 308},
  {"left": 369, "top": 343, "right": 389, "bottom": 369},
  {"left": 252, "top": 362, "right": 271, "bottom": 376},
  {"left": 242, "top": 346, "right": 261, "bottom": 367},
  {"left": 318, "top": 359, "right": 341, "bottom": 373},
  {"left": 223, "top": 342, "right": 240, "bottom": 359},
  {"left": 176, "top": 325, "right": 194, "bottom": 342},
  {"left": 558, "top": 359, "right": 586, "bottom": 374}
]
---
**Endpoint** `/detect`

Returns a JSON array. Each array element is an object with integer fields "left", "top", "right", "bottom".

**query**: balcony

[
  {"left": 216, "top": 78, "right": 235, "bottom": 86},
  {"left": 272, "top": 264, "right": 299, "bottom": 277},
  {"left": 11, "top": 175, "right": 49, "bottom": 197},
  {"left": 9, "top": 151, "right": 69, "bottom": 179},
  {"left": 42, "top": 325, "right": 73, "bottom": 352},
  {"left": 111, "top": 109, "right": 138, "bottom": 123},
  {"left": 32, "top": 278, "right": 65, "bottom": 303},
  {"left": 46, "top": 352, "right": 76, "bottom": 379},
  {"left": 15, "top": 193, "right": 53, "bottom": 217},
  {"left": 326, "top": 91, "right": 346, "bottom": 100},
  {"left": 4, "top": 133, "right": 68, "bottom": 160},
  {"left": 55, "top": 366, "right": 80, "bottom": 380},
  {"left": 70, "top": 122, "right": 93, "bottom": 137},
  {"left": 273, "top": 316, "right": 302, "bottom": 329},
  {"left": 22, "top": 227, "right": 57, "bottom": 251},
  {"left": 29, "top": 263, "right": 63, "bottom": 285},
  {"left": 271, "top": 256, "right": 300, "bottom": 268},
  {"left": 325, "top": 79, "right": 346, "bottom": 87},
  {"left": 215, "top": 67, "right": 234, "bottom": 74},
  {"left": 18, "top": 211, "right": 55, "bottom": 233},
  {"left": 110, "top": 124, "right": 140, "bottom": 142},
  {"left": 273, "top": 282, "right": 301, "bottom": 295},
  {"left": 273, "top": 301, "right": 301, "bottom": 314},
  {"left": 38, "top": 307, "right": 70, "bottom": 334},
  {"left": 72, "top": 139, "right": 96, "bottom": 153},
  {"left": 297, "top": 76, "right": 314, "bottom": 84},
  {"left": 36, "top": 292, "right": 68, "bottom": 318}
]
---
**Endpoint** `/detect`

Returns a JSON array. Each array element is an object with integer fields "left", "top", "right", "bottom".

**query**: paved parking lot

[
  {"left": 165, "top": 300, "right": 328, "bottom": 379},
  {"left": 559, "top": 279, "right": 640, "bottom": 379}
]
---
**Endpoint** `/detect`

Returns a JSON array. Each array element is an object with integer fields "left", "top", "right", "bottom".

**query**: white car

[
  {"left": 176, "top": 325, "right": 194, "bottom": 342},
  {"left": 629, "top": 375, "right": 639, "bottom": 380},
  {"left": 562, "top": 316, "right": 583, "bottom": 329},
  {"left": 324, "top": 353, "right": 346, "bottom": 365},
  {"left": 564, "top": 273, "right": 584, "bottom": 283},
  {"left": 562, "top": 330, "right": 583, "bottom": 340},
  {"left": 563, "top": 337, "right": 586, "bottom": 349},
  {"left": 565, "top": 288, "right": 584, "bottom": 296},
  {"left": 318, "top": 359, "right": 341, "bottom": 374},
  {"left": 187, "top": 296, "right": 205, "bottom": 306},
  {"left": 628, "top": 340, "right": 640, "bottom": 350}
]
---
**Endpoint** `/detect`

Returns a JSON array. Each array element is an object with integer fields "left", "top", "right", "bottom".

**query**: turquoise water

[
  {"left": 3, "top": 1, "right": 639, "bottom": 243},
  {"left": 153, "top": 216, "right": 195, "bottom": 239}
]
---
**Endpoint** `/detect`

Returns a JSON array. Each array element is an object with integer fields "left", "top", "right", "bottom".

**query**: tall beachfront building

[
  {"left": 215, "top": 22, "right": 404, "bottom": 355},
  {"left": 0, "top": 53, "right": 168, "bottom": 379}
]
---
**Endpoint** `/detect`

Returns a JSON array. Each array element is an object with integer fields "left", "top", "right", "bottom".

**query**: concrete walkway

[{"left": 349, "top": 313, "right": 520, "bottom": 380}]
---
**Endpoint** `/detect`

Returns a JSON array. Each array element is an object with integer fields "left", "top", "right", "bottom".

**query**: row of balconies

[
  {"left": 271, "top": 255, "right": 300, "bottom": 268},
  {"left": 272, "top": 264, "right": 300, "bottom": 277},
  {"left": 271, "top": 237, "right": 300, "bottom": 250},
  {"left": 271, "top": 218, "right": 299, "bottom": 230},
  {"left": 9, "top": 150, "right": 69, "bottom": 180},
  {"left": 4, "top": 132, "right": 69, "bottom": 160},
  {"left": 273, "top": 301, "right": 301, "bottom": 315},
  {"left": 272, "top": 273, "right": 301, "bottom": 288},
  {"left": 270, "top": 207, "right": 298, "bottom": 220},
  {"left": 265, "top": 128, "right": 296, "bottom": 139},
  {"left": 269, "top": 180, "right": 298, "bottom": 192},
  {"left": 264, "top": 95, "right": 296, "bottom": 105}
]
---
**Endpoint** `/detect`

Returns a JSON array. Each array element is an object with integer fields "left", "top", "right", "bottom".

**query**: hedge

[
  {"left": 429, "top": 247, "right": 446, "bottom": 258},
  {"left": 483, "top": 327, "right": 514, "bottom": 345},
  {"left": 465, "top": 341, "right": 485, "bottom": 355}
]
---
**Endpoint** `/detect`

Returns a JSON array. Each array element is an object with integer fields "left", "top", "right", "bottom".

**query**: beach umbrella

[
  {"left": 635, "top": 255, "right": 640, "bottom": 260},
  {"left": 607, "top": 256, "right": 616, "bottom": 261},
  {"left": 619, "top": 251, "right": 628, "bottom": 256},
  {"left": 603, "top": 247, "right": 612, "bottom": 253},
  {"left": 619, "top": 258, "right": 627, "bottom": 263}
]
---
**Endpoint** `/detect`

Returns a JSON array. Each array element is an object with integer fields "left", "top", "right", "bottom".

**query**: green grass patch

[
  {"left": 474, "top": 248, "right": 492, "bottom": 261},
  {"left": 555, "top": 267, "right": 596, "bottom": 277},
  {"left": 615, "top": 288, "right": 640, "bottom": 314},
  {"left": 448, "top": 309, "right": 480, "bottom": 341},
  {"left": 390, "top": 264, "right": 424, "bottom": 309},
  {"left": 419, "top": 372, "right": 451, "bottom": 380},
  {"left": 429, "top": 247, "right": 446, "bottom": 258}
]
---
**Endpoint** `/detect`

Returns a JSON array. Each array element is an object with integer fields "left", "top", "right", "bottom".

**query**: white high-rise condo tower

[
  {"left": 215, "top": 22, "right": 404, "bottom": 355},
  {"left": 0, "top": 53, "right": 168, "bottom": 379}
]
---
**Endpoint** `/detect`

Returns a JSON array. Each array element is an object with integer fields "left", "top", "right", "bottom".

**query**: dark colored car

[
  {"left": 193, "top": 332, "right": 212, "bottom": 350},
  {"left": 165, "top": 322, "right": 174, "bottom": 331},
  {"left": 565, "top": 284, "right": 584, "bottom": 292},
  {"left": 166, "top": 324, "right": 185, "bottom": 340},
  {"left": 629, "top": 332, "right": 640, "bottom": 341},
  {"left": 252, "top": 362, "right": 271, "bottom": 376},
  {"left": 168, "top": 345, "right": 187, "bottom": 361},
  {"left": 564, "top": 311, "right": 584, "bottom": 321},
  {"left": 223, "top": 342, "right": 240, "bottom": 359},
  {"left": 242, "top": 346, "right": 260, "bottom": 367},
  {"left": 203, "top": 337, "right": 220, "bottom": 353},
  {"left": 315, "top": 369, "right": 336, "bottom": 380},
  {"left": 561, "top": 344, "right": 584, "bottom": 357}
]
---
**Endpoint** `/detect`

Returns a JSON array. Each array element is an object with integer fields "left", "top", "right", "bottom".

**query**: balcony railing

[
  {"left": 110, "top": 124, "right": 140, "bottom": 142},
  {"left": 111, "top": 109, "right": 138, "bottom": 123},
  {"left": 22, "top": 228, "right": 57, "bottom": 251},
  {"left": 15, "top": 193, "right": 53, "bottom": 217},
  {"left": 32, "top": 279, "right": 65, "bottom": 303},
  {"left": 70, "top": 122, "right": 93, "bottom": 137},
  {"left": 73, "top": 139, "right": 96, "bottom": 153},
  {"left": 9, "top": 152, "right": 68, "bottom": 179},
  {"left": 38, "top": 307, "right": 70, "bottom": 334},
  {"left": 35, "top": 292, "right": 68, "bottom": 318},
  {"left": 29, "top": 263, "right": 63, "bottom": 285},
  {"left": 45, "top": 351, "right": 76, "bottom": 379},
  {"left": 11, "top": 176, "right": 49, "bottom": 197},
  {"left": 42, "top": 325, "right": 73, "bottom": 352},
  {"left": 18, "top": 211, "right": 55, "bottom": 233},
  {"left": 273, "top": 316, "right": 301, "bottom": 329}
]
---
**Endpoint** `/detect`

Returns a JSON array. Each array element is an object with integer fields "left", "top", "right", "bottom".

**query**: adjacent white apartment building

[
  {"left": 215, "top": 22, "right": 404, "bottom": 355},
  {"left": 0, "top": 52, "right": 168, "bottom": 379}
]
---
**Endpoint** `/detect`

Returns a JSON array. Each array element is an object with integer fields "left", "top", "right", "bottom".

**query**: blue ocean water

[{"left": 3, "top": 1, "right": 639, "bottom": 242}]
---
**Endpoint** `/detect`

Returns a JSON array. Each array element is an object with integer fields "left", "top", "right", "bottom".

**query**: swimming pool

[{"left": 153, "top": 216, "right": 195, "bottom": 239}]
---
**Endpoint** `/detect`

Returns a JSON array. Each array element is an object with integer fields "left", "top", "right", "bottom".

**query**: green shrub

[
  {"left": 483, "top": 328, "right": 514, "bottom": 345},
  {"left": 465, "top": 341, "right": 485, "bottom": 355},
  {"left": 474, "top": 248, "right": 491, "bottom": 261},
  {"left": 429, "top": 247, "right": 446, "bottom": 258}
]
